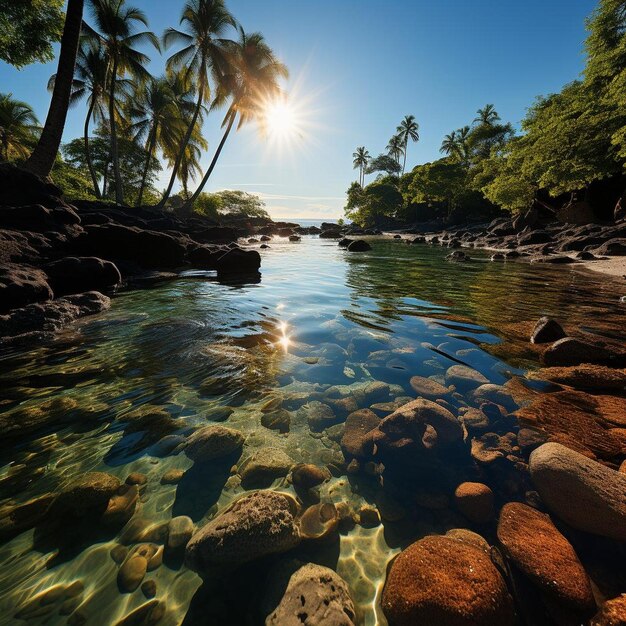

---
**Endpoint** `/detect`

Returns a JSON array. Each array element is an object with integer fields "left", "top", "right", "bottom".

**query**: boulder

[
  {"left": 338, "top": 238, "right": 353, "bottom": 247},
  {"left": 530, "top": 317, "right": 566, "bottom": 344},
  {"left": 529, "top": 443, "right": 626, "bottom": 540},
  {"left": 319, "top": 230, "right": 342, "bottom": 239},
  {"left": 381, "top": 535, "right": 514, "bottom": 626},
  {"left": 595, "top": 238, "right": 626, "bottom": 256},
  {"left": 497, "top": 502, "right": 595, "bottom": 613},
  {"left": 542, "top": 337, "right": 618, "bottom": 367},
  {"left": 184, "top": 425, "right": 244, "bottom": 463},
  {"left": 454, "top": 482, "right": 494, "bottom": 524},
  {"left": 445, "top": 364, "right": 489, "bottom": 388},
  {"left": 0, "top": 263, "right": 53, "bottom": 313},
  {"left": 527, "top": 364, "right": 626, "bottom": 393},
  {"left": 592, "top": 595, "right": 626, "bottom": 626},
  {"left": 340, "top": 409, "right": 379, "bottom": 458},
  {"left": 214, "top": 247, "right": 261, "bottom": 275},
  {"left": 346, "top": 240, "right": 371, "bottom": 252},
  {"left": 265, "top": 563, "right": 356, "bottom": 626},
  {"left": 167, "top": 516, "right": 194, "bottom": 551},
  {"left": 185, "top": 491, "right": 300, "bottom": 572},
  {"left": 44, "top": 256, "right": 121, "bottom": 296},
  {"left": 291, "top": 464, "right": 331, "bottom": 491}
]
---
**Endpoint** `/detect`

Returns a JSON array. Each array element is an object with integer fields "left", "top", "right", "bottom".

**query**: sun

[{"left": 264, "top": 98, "right": 298, "bottom": 139}]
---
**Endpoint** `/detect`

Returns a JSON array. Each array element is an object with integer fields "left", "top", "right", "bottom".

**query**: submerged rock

[
  {"left": 184, "top": 425, "right": 244, "bottom": 462},
  {"left": 497, "top": 502, "right": 595, "bottom": 613},
  {"left": 346, "top": 240, "right": 371, "bottom": 252},
  {"left": 542, "top": 337, "right": 618, "bottom": 367},
  {"left": 340, "top": 409, "right": 379, "bottom": 458},
  {"left": 527, "top": 364, "right": 626, "bottom": 392},
  {"left": 291, "top": 464, "right": 331, "bottom": 491},
  {"left": 265, "top": 563, "right": 356, "bottom": 625},
  {"left": 409, "top": 375, "right": 451, "bottom": 399},
  {"left": 185, "top": 491, "right": 300, "bottom": 572},
  {"left": 592, "top": 595, "right": 626, "bottom": 626},
  {"left": 454, "top": 482, "right": 494, "bottom": 524},
  {"left": 239, "top": 447, "right": 294, "bottom": 488},
  {"left": 529, "top": 443, "right": 626, "bottom": 540},
  {"left": 382, "top": 535, "right": 514, "bottom": 626}
]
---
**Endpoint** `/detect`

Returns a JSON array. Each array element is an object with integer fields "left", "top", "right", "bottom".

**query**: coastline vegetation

[
  {"left": 346, "top": 0, "right": 626, "bottom": 227},
  {"left": 0, "top": 0, "right": 287, "bottom": 220}
]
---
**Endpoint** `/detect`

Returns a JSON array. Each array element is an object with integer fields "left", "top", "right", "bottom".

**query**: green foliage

[
  {"left": 344, "top": 180, "right": 403, "bottom": 226},
  {"left": 366, "top": 154, "right": 402, "bottom": 176},
  {"left": 0, "top": 0, "right": 64, "bottom": 68},
  {"left": 50, "top": 158, "right": 99, "bottom": 201},
  {"left": 194, "top": 190, "right": 269, "bottom": 220},
  {"left": 0, "top": 93, "right": 39, "bottom": 161}
]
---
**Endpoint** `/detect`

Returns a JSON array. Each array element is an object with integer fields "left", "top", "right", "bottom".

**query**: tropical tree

[
  {"left": 49, "top": 43, "right": 111, "bottom": 197},
  {"left": 440, "top": 130, "right": 459, "bottom": 158},
  {"left": 185, "top": 27, "right": 288, "bottom": 209},
  {"left": 24, "top": 0, "right": 84, "bottom": 177},
  {"left": 473, "top": 104, "right": 500, "bottom": 126},
  {"left": 128, "top": 77, "right": 185, "bottom": 205},
  {"left": 396, "top": 114, "right": 419, "bottom": 173},
  {"left": 386, "top": 134, "right": 404, "bottom": 165},
  {"left": 159, "top": 0, "right": 237, "bottom": 208},
  {"left": 366, "top": 153, "right": 402, "bottom": 176},
  {"left": 0, "top": 93, "right": 40, "bottom": 161},
  {"left": 352, "top": 146, "right": 370, "bottom": 186},
  {"left": 86, "top": 0, "right": 160, "bottom": 204}
]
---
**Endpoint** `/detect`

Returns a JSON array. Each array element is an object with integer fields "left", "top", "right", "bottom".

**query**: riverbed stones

[
  {"left": 160, "top": 469, "right": 183, "bottom": 485},
  {"left": 445, "top": 364, "right": 489, "bottom": 388},
  {"left": 409, "top": 375, "right": 451, "bottom": 399},
  {"left": 291, "top": 464, "right": 331, "bottom": 491},
  {"left": 381, "top": 535, "right": 514, "bottom": 626},
  {"left": 529, "top": 442, "right": 626, "bottom": 540},
  {"left": 265, "top": 563, "right": 356, "bottom": 626},
  {"left": 340, "top": 409, "right": 379, "bottom": 458},
  {"left": 497, "top": 502, "right": 595, "bottom": 613},
  {"left": 454, "top": 482, "right": 494, "bottom": 524},
  {"left": 527, "top": 364, "right": 626, "bottom": 393},
  {"left": 303, "top": 401, "right": 340, "bottom": 432},
  {"left": 186, "top": 491, "right": 300, "bottom": 573},
  {"left": 239, "top": 447, "right": 294, "bottom": 488},
  {"left": 167, "top": 516, "right": 194, "bottom": 551},
  {"left": 47, "top": 472, "right": 122, "bottom": 522},
  {"left": 184, "top": 425, "right": 243, "bottom": 462},
  {"left": 530, "top": 317, "right": 567, "bottom": 344}
]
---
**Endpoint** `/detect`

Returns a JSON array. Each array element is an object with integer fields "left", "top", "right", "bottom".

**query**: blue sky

[{"left": 1, "top": 0, "right": 597, "bottom": 218}]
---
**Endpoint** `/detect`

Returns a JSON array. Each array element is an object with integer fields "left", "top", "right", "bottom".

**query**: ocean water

[{"left": 0, "top": 235, "right": 623, "bottom": 625}]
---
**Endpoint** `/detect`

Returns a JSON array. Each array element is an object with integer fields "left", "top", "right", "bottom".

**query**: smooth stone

[
  {"left": 160, "top": 469, "right": 184, "bottom": 485},
  {"left": 454, "top": 482, "right": 494, "bottom": 524},
  {"left": 261, "top": 409, "right": 291, "bottom": 433},
  {"left": 239, "top": 447, "right": 294, "bottom": 488},
  {"left": 529, "top": 443, "right": 626, "bottom": 540},
  {"left": 184, "top": 425, "right": 243, "bottom": 462},
  {"left": 542, "top": 337, "right": 616, "bottom": 367},
  {"left": 125, "top": 472, "right": 147, "bottom": 486},
  {"left": 167, "top": 516, "right": 194, "bottom": 551},
  {"left": 204, "top": 406, "right": 234, "bottom": 422},
  {"left": 409, "top": 375, "right": 451, "bottom": 398},
  {"left": 381, "top": 535, "right": 515, "bottom": 626},
  {"left": 303, "top": 401, "right": 340, "bottom": 432},
  {"left": 298, "top": 503, "right": 339, "bottom": 540},
  {"left": 265, "top": 563, "right": 356, "bottom": 625},
  {"left": 141, "top": 580, "right": 157, "bottom": 599},
  {"left": 291, "top": 464, "right": 331, "bottom": 491},
  {"left": 118, "top": 555, "right": 148, "bottom": 593},
  {"left": 185, "top": 491, "right": 300, "bottom": 572},
  {"left": 340, "top": 409, "right": 379, "bottom": 458},
  {"left": 445, "top": 364, "right": 489, "bottom": 387},
  {"left": 497, "top": 502, "right": 595, "bottom": 612}
]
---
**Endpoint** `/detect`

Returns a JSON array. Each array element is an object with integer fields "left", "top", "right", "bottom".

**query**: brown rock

[
  {"left": 497, "top": 502, "right": 595, "bottom": 612},
  {"left": 184, "top": 425, "right": 244, "bottom": 462},
  {"left": 291, "top": 464, "right": 331, "bottom": 491},
  {"left": 382, "top": 535, "right": 514, "bottom": 626},
  {"left": 530, "top": 317, "right": 566, "bottom": 344},
  {"left": 340, "top": 409, "right": 379, "bottom": 458},
  {"left": 118, "top": 555, "right": 148, "bottom": 593},
  {"left": 409, "top": 376, "right": 451, "bottom": 399},
  {"left": 592, "top": 595, "right": 626, "bottom": 626},
  {"left": 160, "top": 469, "right": 184, "bottom": 485},
  {"left": 542, "top": 337, "right": 617, "bottom": 367},
  {"left": 454, "top": 482, "right": 494, "bottom": 524},
  {"left": 527, "top": 365, "right": 626, "bottom": 393}
]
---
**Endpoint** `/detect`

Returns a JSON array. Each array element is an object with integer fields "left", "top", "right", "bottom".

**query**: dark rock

[
  {"left": 542, "top": 337, "right": 618, "bottom": 366},
  {"left": 338, "top": 238, "right": 353, "bottom": 247},
  {"left": 44, "top": 256, "right": 121, "bottom": 296},
  {"left": 346, "top": 240, "right": 371, "bottom": 252},
  {"left": 288, "top": 235, "right": 301, "bottom": 242},
  {"left": 319, "top": 230, "right": 342, "bottom": 239},
  {"left": 0, "top": 263, "right": 53, "bottom": 313},
  {"left": 184, "top": 425, "right": 244, "bottom": 462},
  {"left": 595, "top": 238, "right": 626, "bottom": 256},
  {"left": 214, "top": 247, "right": 261, "bottom": 275},
  {"left": 530, "top": 317, "right": 566, "bottom": 344}
]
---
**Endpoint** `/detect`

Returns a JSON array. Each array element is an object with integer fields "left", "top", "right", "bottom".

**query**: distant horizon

[{"left": 0, "top": 0, "right": 597, "bottom": 219}]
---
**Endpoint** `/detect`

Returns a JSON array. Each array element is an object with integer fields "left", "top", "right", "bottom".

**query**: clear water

[{"left": 0, "top": 236, "right": 623, "bottom": 625}]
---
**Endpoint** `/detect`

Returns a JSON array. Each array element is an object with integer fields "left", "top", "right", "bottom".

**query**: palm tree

[
  {"left": 0, "top": 93, "right": 40, "bottom": 162},
  {"left": 396, "top": 114, "right": 419, "bottom": 174},
  {"left": 184, "top": 27, "right": 288, "bottom": 209},
  {"left": 440, "top": 130, "right": 459, "bottom": 158},
  {"left": 49, "top": 43, "right": 110, "bottom": 197},
  {"left": 473, "top": 104, "right": 500, "bottom": 126},
  {"left": 386, "top": 134, "right": 404, "bottom": 166},
  {"left": 159, "top": 0, "right": 237, "bottom": 208},
  {"left": 456, "top": 125, "right": 471, "bottom": 162},
  {"left": 86, "top": 0, "right": 160, "bottom": 204},
  {"left": 128, "top": 77, "right": 185, "bottom": 206},
  {"left": 352, "top": 146, "right": 370, "bottom": 186},
  {"left": 24, "top": 0, "right": 84, "bottom": 177}
]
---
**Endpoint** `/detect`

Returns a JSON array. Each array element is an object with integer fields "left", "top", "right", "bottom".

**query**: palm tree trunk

[
  {"left": 157, "top": 86, "right": 204, "bottom": 209},
  {"left": 402, "top": 140, "right": 407, "bottom": 175},
  {"left": 108, "top": 56, "right": 124, "bottom": 204},
  {"left": 184, "top": 112, "right": 236, "bottom": 211},
  {"left": 83, "top": 99, "right": 101, "bottom": 198},
  {"left": 24, "top": 0, "right": 84, "bottom": 177},
  {"left": 137, "top": 125, "right": 157, "bottom": 207}
]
